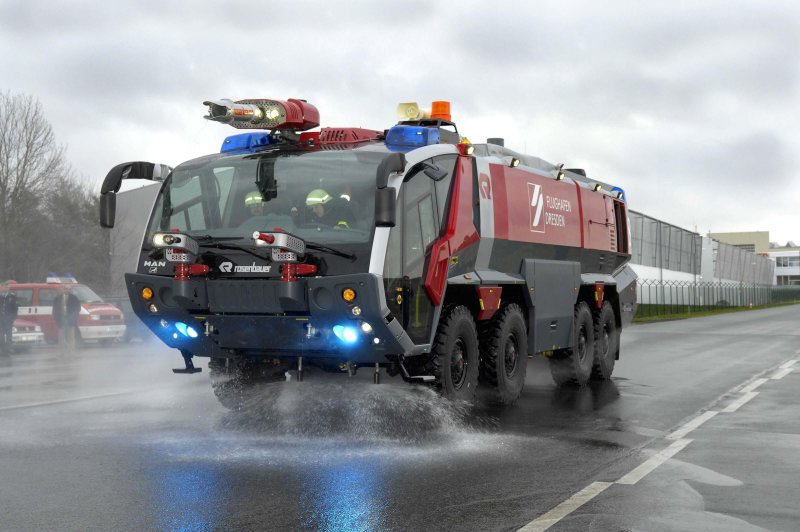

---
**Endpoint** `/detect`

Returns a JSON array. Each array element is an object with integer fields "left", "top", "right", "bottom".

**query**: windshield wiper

[
  {"left": 193, "top": 236, "right": 270, "bottom": 261},
  {"left": 304, "top": 241, "right": 357, "bottom": 261}
]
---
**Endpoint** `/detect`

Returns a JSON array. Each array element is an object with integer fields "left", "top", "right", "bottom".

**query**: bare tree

[{"left": 0, "top": 92, "right": 73, "bottom": 280}]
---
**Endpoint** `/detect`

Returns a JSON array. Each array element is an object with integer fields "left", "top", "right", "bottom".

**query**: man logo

[
  {"left": 528, "top": 183, "right": 545, "bottom": 233},
  {"left": 219, "top": 262, "right": 233, "bottom": 273}
]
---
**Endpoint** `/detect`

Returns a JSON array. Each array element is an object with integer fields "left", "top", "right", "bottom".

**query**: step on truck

[{"left": 99, "top": 98, "right": 637, "bottom": 409}]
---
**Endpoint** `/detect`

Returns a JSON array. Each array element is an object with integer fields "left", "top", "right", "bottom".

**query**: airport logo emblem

[{"left": 528, "top": 183, "right": 545, "bottom": 233}]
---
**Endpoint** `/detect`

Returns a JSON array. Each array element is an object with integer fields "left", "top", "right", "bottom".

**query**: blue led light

[
  {"left": 186, "top": 326, "right": 199, "bottom": 338},
  {"left": 385, "top": 125, "right": 440, "bottom": 149},
  {"left": 220, "top": 132, "right": 271, "bottom": 153},
  {"left": 333, "top": 325, "right": 359, "bottom": 344},
  {"left": 175, "top": 322, "right": 189, "bottom": 336},
  {"left": 611, "top": 186, "right": 626, "bottom": 202}
]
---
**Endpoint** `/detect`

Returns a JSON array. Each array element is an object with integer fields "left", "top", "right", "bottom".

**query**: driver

[
  {"left": 305, "top": 188, "right": 353, "bottom": 229},
  {"left": 244, "top": 191, "right": 266, "bottom": 217}
]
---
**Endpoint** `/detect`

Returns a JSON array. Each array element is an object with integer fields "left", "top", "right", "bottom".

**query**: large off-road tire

[
  {"left": 479, "top": 303, "right": 528, "bottom": 405},
  {"left": 208, "top": 357, "right": 288, "bottom": 410},
  {"left": 432, "top": 305, "right": 480, "bottom": 402},
  {"left": 591, "top": 302, "right": 618, "bottom": 380},
  {"left": 549, "top": 302, "right": 594, "bottom": 386}
]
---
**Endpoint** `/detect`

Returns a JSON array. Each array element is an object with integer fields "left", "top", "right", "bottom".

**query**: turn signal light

[
  {"left": 342, "top": 288, "right": 356, "bottom": 302},
  {"left": 141, "top": 287, "right": 153, "bottom": 300}
]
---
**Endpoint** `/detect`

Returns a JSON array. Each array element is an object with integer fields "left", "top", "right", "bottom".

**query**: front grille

[{"left": 207, "top": 280, "right": 304, "bottom": 314}]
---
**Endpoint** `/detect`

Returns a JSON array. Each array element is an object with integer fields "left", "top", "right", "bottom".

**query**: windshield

[
  {"left": 71, "top": 285, "right": 104, "bottom": 303},
  {"left": 146, "top": 149, "right": 387, "bottom": 247}
]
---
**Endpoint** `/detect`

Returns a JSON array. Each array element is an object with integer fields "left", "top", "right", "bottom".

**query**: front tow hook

[{"left": 172, "top": 350, "right": 202, "bottom": 374}]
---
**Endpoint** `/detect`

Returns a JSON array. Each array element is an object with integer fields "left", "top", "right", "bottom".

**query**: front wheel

[
  {"left": 209, "top": 357, "right": 288, "bottom": 410},
  {"left": 431, "top": 306, "right": 480, "bottom": 402},
  {"left": 548, "top": 302, "right": 594, "bottom": 386}
]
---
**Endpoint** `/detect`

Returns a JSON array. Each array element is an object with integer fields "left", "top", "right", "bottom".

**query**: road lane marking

[
  {"left": 666, "top": 410, "right": 718, "bottom": 440},
  {"left": 616, "top": 438, "right": 693, "bottom": 485},
  {"left": 0, "top": 391, "right": 136, "bottom": 412},
  {"left": 518, "top": 481, "right": 613, "bottom": 531},
  {"left": 722, "top": 391, "right": 758, "bottom": 413},
  {"left": 740, "top": 378, "right": 768, "bottom": 393},
  {"left": 770, "top": 367, "right": 794, "bottom": 380},
  {"left": 518, "top": 359, "right": 794, "bottom": 531}
]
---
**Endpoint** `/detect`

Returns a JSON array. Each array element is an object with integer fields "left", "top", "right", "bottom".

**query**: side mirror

[
  {"left": 375, "top": 153, "right": 406, "bottom": 189},
  {"left": 375, "top": 187, "right": 396, "bottom": 227},
  {"left": 99, "top": 161, "right": 171, "bottom": 228},
  {"left": 99, "top": 193, "right": 117, "bottom": 228},
  {"left": 422, "top": 162, "right": 448, "bottom": 181}
]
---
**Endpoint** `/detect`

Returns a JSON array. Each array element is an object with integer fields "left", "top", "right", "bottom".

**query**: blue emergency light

[
  {"left": 220, "top": 132, "right": 271, "bottom": 153},
  {"left": 385, "top": 125, "right": 440, "bottom": 149},
  {"left": 611, "top": 186, "right": 626, "bottom": 202}
]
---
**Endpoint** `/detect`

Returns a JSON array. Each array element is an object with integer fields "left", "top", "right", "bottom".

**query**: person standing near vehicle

[
  {"left": 0, "top": 282, "right": 18, "bottom": 355},
  {"left": 52, "top": 285, "right": 80, "bottom": 355}
]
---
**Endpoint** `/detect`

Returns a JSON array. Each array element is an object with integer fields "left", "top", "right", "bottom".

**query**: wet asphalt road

[{"left": 1, "top": 306, "right": 799, "bottom": 531}]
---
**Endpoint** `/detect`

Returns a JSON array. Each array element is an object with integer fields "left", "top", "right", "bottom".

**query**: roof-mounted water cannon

[{"left": 203, "top": 98, "right": 320, "bottom": 131}]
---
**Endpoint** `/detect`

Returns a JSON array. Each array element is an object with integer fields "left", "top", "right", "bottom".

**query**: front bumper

[
  {"left": 13, "top": 332, "right": 43, "bottom": 346},
  {"left": 78, "top": 324, "right": 127, "bottom": 341},
  {"left": 125, "top": 272, "right": 414, "bottom": 363}
]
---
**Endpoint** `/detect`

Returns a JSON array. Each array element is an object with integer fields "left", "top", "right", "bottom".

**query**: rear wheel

[
  {"left": 591, "top": 302, "right": 618, "bottom": 380},
  {"left": 431, "top": 305, "right": 479, "bottom": 402},
  {"left": 480, "top": 303, "right": 528, "bottom": 405},
  {"left": 549, "top": 302, "right": 594, "bottom": 386}
]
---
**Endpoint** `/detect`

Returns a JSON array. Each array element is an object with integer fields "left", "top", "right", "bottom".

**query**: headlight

[{"left": 90, "top": 315, "right": 101, "bottom": 321}]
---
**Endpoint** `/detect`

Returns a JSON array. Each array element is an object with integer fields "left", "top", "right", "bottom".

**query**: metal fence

[{"left": 636, "top": 280, "right": 800, "bottom": 318}]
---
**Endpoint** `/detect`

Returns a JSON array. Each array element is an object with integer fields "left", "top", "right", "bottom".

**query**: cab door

[{"left": 383, "top": 155, "right": 456, "bottom": 344}]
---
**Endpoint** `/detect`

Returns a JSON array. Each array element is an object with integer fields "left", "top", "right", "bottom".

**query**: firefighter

[
  {"left": 305, "top": 188, "right": 353, "bottom": 229},
  {"left": 244, "top": 191, "right": 266, "bottom": 217},
  {"left": 0, "top": 282, "right": 18, "bottom": 355},
  {"left": 53, "top": 285, "right": 81, "bottom": 355}
]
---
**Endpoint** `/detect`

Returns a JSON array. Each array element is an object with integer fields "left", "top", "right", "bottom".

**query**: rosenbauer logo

[{"left": 528, "top": 183, "right": 545, "bottom": 233}]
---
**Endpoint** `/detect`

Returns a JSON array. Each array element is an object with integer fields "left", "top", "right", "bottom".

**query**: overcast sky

[{"left": 1, "top": 1, "right": 798, "bottom": 243}]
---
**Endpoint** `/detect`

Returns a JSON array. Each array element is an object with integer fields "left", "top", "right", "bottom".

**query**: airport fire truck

[{"left": 99, "top": 98, "right": 636, "bottom": 408}]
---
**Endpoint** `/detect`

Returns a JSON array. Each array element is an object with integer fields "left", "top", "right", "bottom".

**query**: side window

[
  {"left": 11, "top": 289, "right": 33, "bottom": 307},
  {"left": 38, "top": 288, "right": 59, "bottom": 306},
  {"left": 431, "top": 155, "right": 457, "bottom": 226},
  {"left": 384, "top": 198, "right": 403, "bottom": 280},
  {"left": 405, "top": 203, "right": 424, "bottom": 276}
]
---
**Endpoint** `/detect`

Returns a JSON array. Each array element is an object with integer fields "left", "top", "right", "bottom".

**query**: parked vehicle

[
  {"left": 11, "top": 318, "right": 43, "bottom": 352},
  {"left": 6, "top": 277, "right": 126, "bottom": 345}
]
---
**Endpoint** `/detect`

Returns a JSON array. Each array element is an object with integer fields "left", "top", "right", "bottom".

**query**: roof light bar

[
  {"left": 385, "top": 125, "right": 440, "bottom": 149},
  {"left": 203, "top": 98, "right": 320, "bottom": 131}
]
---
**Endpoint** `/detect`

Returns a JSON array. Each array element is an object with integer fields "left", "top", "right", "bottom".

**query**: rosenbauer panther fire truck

[{"left": 99, "top": 98, "right": 636, "bottom": 409}]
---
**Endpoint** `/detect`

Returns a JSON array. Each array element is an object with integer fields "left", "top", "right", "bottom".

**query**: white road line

[
  {"left": 771, "top": 367, "right": 794, "bottom": 380},
  {"left": 616, "top": 438, "right": 693, "bottom": 485},
  {"left": 0, "top": 391, "right": 136, "bottom": 412},
  {"left": 779, "top": 359, "right": 797, "bottom": 370},
  {"left": 739, "top": 378, "right": 768, "bottom": 393},
  {"left": 666, "top": 410, "right": 718, "bottom": 440},
  {"left": 722, "top": 391, "right": 759, "bottom": 413},
  {"left": 518, "top": 481, "right": 613, "bottom": 532}
]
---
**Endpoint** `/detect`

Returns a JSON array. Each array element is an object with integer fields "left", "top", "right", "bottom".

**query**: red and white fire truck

[
  {"left": 7, "top": 276, "right": 126, "bottom": 345},
  {"left": 99, "top": 98, "right": 636, "bottom": 408}
]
